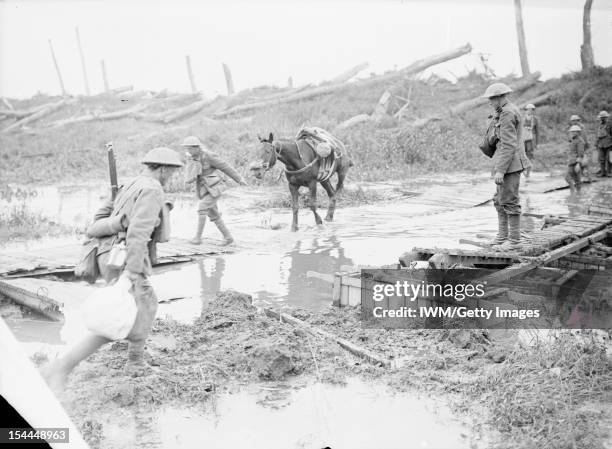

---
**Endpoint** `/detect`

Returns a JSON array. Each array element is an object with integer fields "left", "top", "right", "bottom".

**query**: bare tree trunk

[
  {"left": 580, "top": 0, "right": 595, "bottom": 70},
  {"left": 513, "top": 0, "right": 531, "bottom": 76},
  {"left": 75, "top": 27, "right": 90, "bottom": 95},
  {"left": 222, "top": 63, "right": 235, "bottom": 96}
]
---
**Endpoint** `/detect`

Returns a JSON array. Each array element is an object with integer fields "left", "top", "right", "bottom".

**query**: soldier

[
  {"left": 569, "top": 114, "right": 591, "bottom": 181},
  {"left": 565, "top": 125, "right": 585, "bottom": 192},
  {"left": 181, "top": 136, "right": 247, "bottom": 245},
  {"left": 596, "top": 110, "right": 612, "bottom": 177},
  {"left": 43, "top": 147, "right": 184, "bottom": 390},
  {"left": 482, "top": 83, "right": 532, "bottom": 250},
  {"left": 522, "top": 103, "right": 538, "bottom": 180}
]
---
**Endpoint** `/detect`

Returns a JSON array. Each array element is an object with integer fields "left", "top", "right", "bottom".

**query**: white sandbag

[{"left": 81, "top": 276, "right": 137, "bottom": 340}]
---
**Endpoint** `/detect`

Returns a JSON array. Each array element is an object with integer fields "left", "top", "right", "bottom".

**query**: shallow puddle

[{"left": 99, "top": 378, "right": 480, "bottom": 449}]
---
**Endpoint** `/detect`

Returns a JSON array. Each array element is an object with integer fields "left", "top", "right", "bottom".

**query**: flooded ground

[{"left": 1, "top": 172, "right": 611, "bottom": 449}]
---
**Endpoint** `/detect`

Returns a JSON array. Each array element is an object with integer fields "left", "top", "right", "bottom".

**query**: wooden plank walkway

[
  {"left": 401, "top": 214, "right": 612, "bottom": 267},
  {"left": 0, "top": 238, "right": 233, "bottom": 277}
]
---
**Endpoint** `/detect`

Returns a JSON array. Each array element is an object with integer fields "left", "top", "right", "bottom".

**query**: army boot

[
  {"left": 490, "top": 210, "right": 509, "bottom": 246},
  {"left": 499, "top": 214, "right": 522, "bottom": 251},
  {"left": 213, "top": 218, "right": 234, "bottom": 245},
  {"left": 189, "top": 215, "right": 206, "bottom": 245}
]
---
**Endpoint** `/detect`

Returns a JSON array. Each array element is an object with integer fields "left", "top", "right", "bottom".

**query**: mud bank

[{"left": 49, "top": 290, "right": 611, "bottom": 449}]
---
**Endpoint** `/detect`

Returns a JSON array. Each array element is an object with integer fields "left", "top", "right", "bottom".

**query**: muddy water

[{"left": 2, "top": 173, "right": 610, "bottom": 448}]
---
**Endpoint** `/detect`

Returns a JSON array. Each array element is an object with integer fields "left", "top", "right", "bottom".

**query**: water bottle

[{"left": 107, "top": 241, "right": 127, "bottom": 270}]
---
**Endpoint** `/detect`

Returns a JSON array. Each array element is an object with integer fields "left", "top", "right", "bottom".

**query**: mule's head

[{"left": 250, "top": 132, "right": 276, "bottom": 179}]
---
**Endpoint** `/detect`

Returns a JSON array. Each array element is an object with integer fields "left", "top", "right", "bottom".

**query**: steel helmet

[
  {"left": 570, "top": 114, "right": 580, "bottom": 121},
  {"left": 482, "top": 83, "right": 513, "bottom": 98},
  {"left": 141, "top": 147, "right": 184, "bottom": 167},
  {"left": 180, "top": 135, "right": 203, "bottom": 147},
  {"left": 598, "top": 110, "right": 610, "bottom": 118},
  {"left": 524, "top": 103, "right": 536, "bottom": 110},
  {"left": 569, "top": 125, "right": 582, "bottom": 132}
]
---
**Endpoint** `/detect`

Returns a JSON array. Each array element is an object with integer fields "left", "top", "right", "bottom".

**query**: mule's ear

[{"left": 268, "top": 132, "right": 274, "bottom": 142}]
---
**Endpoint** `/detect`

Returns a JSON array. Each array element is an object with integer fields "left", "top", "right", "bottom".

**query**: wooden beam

[
  {"left": 513, "top": 0, "right": 531, "bottom": 76},
  {"left": 482, "top": 229, "right": 609, "bottom": 285},
  {"left": 100, "top": 59, "right": 110, "bottom": 92},
  {"left": 48, "top": 39, "right": 67, "bottom": 96},
  {"left": 185, "top": 55, "right": 197, "bottom": 93},
  {"left": 0, "top": 280, "right": 63, "bottom": 321},
  {"left": 222, "top": 63, "right": 235, "bottom": 96},
  {"left": 75, "top": 27, "right": 90, "bottom": 95},
  {"left": 264, "top": 308, "right": 392, "bottom": 367}
]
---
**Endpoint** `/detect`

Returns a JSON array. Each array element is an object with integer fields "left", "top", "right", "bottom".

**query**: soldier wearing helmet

[
  {"left": 44, "top": 147, "right": 183, "bottom": 389},
  {"left": 569, "top": 114, "right": 591, "bottom": 181},
  {"left": 521, "top": 103, "right": 538, "bottom": 181},
  {"left": 181, "top": 135, "right": 247, "bottom": 245},
  {"left": 596, "top": 110, "right": 612, "bottom": 177},
  {"left": 566, "top": 125, "right": 585, "bottom": 192},
  {"left": 482, "top": 82, "right": 531, "bottom": 250}
]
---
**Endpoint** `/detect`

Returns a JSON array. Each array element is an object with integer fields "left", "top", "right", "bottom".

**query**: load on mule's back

[{"left": 250, "top": 126, "right": 352, "bottom": 231}]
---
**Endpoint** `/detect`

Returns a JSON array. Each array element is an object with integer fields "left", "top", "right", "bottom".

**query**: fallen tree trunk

[
  {"left": 519, "top": 89, "right": 561, "bottom": 109},
  {"left": 408, "top": 71, "right": 541, "bottom": 129},
  {"left": 0, "top": 102, "right": 55, "bottom": 120},
  {"left": 162, "top": 98, "right": 213, "bottom": 124},
  {"left": 47, "top": 103, "right": 150, "bottom": 128},
  {"left": 330, "top": 62, "right": 369, "bottom": 83},
  {"left": 2, "top": 99, "right": 70, "bottom": 133},
  {"left": 214, "top": 43, "right": 472, "bottom": 118}
]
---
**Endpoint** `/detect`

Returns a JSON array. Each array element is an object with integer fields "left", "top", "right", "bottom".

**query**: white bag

[{"left": 81, "top": 276, "right": 138, "bottom": 340}]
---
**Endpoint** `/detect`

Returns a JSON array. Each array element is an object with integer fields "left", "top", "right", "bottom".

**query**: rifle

[{"left": 106, "top": 142, "right": 118, "bottom": 200}]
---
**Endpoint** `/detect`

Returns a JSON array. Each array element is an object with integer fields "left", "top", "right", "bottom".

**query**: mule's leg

[
  {"left": 308, "top": 181, "right": 323, "bottom": 225},
  {"left": 289, "top": 183, "right": 300, "bottom": 232},
  {"left": 321, "top": 180, "right": 336, "bottom": 222},
  {"left": 335, "top": 165, "right": 348, "bottom": 194}
]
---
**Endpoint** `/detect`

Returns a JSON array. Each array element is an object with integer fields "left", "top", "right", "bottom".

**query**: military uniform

[
  {"left": 492, "top": 99, "right": 532, "bottom": 215},
  {"left": 185, "top": 150, "right": 243, "bottom": 221},
  {"left": 522, "top": 114, "right": 538, "bottom": 159},
  {"left": 565, "top": 135, "right": 585, "bottom": 190},
  {"left": 596, "top": 119, "right": 612, "bottom": 176},
  {"left": 91, "top": 175, "right": 164, "bottom": 361}
]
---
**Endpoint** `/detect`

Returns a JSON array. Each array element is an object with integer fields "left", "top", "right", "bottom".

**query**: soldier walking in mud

[
  {"left": 566, "top": 125, "right": 585, "bottom": 192},
  {"left": 181, "top": 136, "right": 247, "bottom": 245},
  {"left": 595, "top": 110, "right": 612, "bottom": 177},
  {"left": 482, "top": 83, "right": 531, "bottom": 250},
  {"left": 43, "top": 147, "right": 184, "bottom": 389},
  {"left": 522, "top": 103, "right": 538, "bottom": 180},
  {"left": 569, "top": 114, "right": 591, "bottom": 182}
]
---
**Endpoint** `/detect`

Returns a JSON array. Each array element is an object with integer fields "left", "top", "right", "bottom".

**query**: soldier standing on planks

[
  {"left": 565, "top": 125, "right": 585, "bottom": 192},
  {"left": 522, "top": 103, "right": 538, "bottom": 181},
  {"left": 43, "top": 147, "right": 184, "bottom": 390},
  {"left": 181, "top": 136, "right": 247, "bottom": 245},
  {"left": 569, "top": 114, "right": 591, "bottom": 182},
  {"left": 482, "top": 83, "right": 532, "bottom": 251},
  {"left": 595, "top": 110, "right": 612, "bottom": 177}
]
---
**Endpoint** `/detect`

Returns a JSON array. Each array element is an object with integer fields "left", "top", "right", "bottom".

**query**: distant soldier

[
  {"left": 569, "top": 114, "right": 591, "bottom": 181},
  {"left": 482, "top": 83, "right": 532, "bottom": 250},
  {"left": 565, "top": 125, "right": 585, "bottom": 192},
  {"left": 181, "top": 136, "right": 247, "bottom": 245},
  {"left": 596, "top": 110, "right": 612, "bottom": 177},
  {"left": 522, "top": 103, "right": 538, "bottom": 180},
  {"left": 44, "top": 147, "right": 184, "bottom": 389}
]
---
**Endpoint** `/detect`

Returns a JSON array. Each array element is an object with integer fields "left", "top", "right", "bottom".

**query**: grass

[
  {"left": 3, "top": 67, "right": 612, "bottom": 187},
  {"left": 0, "top": 184, "right": 77, "bottom": 242},
  {"left": 476, "top": 332, "right": 611, "bottom": 449}
]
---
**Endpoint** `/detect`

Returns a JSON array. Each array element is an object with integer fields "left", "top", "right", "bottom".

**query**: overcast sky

[{"left": 0, "top": 0, "right": 611, "bottom": 98}]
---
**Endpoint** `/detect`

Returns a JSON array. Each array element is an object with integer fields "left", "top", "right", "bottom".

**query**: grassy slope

[{"left": 1, "top": 67, "right": 612, "bottom": 186}]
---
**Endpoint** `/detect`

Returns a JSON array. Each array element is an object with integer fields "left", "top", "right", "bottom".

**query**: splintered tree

[
  {"left": 581, "top": 0, "right": 595, "bottom": 70},
  {"left": 513, "top": 0, "right": 530, "bottom": 76}
]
